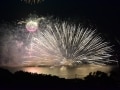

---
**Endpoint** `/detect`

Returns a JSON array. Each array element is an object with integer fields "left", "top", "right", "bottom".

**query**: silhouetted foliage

[{"left": 0, "top": 68, "right": 120, "bottom": 90}]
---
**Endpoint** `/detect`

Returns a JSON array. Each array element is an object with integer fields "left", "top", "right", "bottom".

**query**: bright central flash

[{"left": 26, "top": 20, "right": 38, "bottom": 32}]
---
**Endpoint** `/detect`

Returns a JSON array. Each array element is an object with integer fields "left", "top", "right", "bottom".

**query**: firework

[
  {"left": 18, "top": 16, "right": 44, "bottom": 32},
  {"left": 21, "top": 0, "right": 43, "bottom": 4},
  {"left": 0, "top": 17, "right": 117, "bottom": 67},
  {"left": 24, "top": 18, "right": 116, "bottom": 66},
  {"left": 25, "top": 20, "right": 38, "bottom": 32}
]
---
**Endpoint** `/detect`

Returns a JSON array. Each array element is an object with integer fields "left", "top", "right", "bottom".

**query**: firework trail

[{"left": 0, "top": 17, "right": 117, "bottom": 66}]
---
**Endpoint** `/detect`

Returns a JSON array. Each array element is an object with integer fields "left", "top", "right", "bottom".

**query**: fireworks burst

[
  {"left": 23, "top": 18, "right": 116, "bottom": 66},
  {"left": 0, "top": 17, "right": 117, "bottom": 67},
  {"left": 21, "top": 0, "right": 44, "bottom": 4}
]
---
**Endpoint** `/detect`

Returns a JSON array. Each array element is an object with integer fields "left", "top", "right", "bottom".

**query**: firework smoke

[
  {"left": 0, "top": 17, "right": 117, "bottom": 67},
  {"left": 0, "top": 24, "right": 27, "bottom": 66}
]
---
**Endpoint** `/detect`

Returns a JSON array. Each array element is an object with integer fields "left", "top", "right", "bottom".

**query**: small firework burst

[
  {"left": 18, "top": 15, "right": 44, "bottom": 32},
  {"left": 21, "top": 0, "right": 44, "bottom": 4}
]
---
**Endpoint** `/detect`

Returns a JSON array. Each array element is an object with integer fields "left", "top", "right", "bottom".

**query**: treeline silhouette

[{"left": 0, "top": 68, "right": 120, "bottom": 90}]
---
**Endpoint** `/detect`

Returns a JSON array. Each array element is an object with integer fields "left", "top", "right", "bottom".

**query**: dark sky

[{"left": 0, "top": 0, "right": 120, "bottom": 42}]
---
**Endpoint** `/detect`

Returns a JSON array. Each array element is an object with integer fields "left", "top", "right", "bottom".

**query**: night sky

[
  {"left": 0, "top": 0, "right": 120, "bottom": 58},
  {"left": 0, "top": 1, "right": 119, "bottom": 34}
]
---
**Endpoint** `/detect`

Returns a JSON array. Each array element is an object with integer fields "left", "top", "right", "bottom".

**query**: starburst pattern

[
  {"left": 0, "top": 17, "right": 117, "bottom": 66},
  {"left": 24, "top": 19, "right": 116, "bottom": 66}
]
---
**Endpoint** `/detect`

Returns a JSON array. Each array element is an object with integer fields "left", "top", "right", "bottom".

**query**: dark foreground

[{"left": 0, "top": 68, "right": 120, "bottom": 90}]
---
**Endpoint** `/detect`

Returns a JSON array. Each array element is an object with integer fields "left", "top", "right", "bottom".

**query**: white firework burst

[
  {"left": 24, "top": 19, "right": 116, "bottom": 66},
  {"left": 0, "top": 17, "right": 117, "bottom": 67}
]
